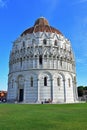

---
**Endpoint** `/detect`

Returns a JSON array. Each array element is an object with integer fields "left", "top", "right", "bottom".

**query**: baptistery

[{"left": 7, "top": 17, "right": 78, "bottom": 103}]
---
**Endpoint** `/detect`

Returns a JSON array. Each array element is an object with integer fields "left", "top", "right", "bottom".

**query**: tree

[
  {"left": 77, "top": 86, "right": 84, "bottom": 97},
  {"left": 84, "top": 86, "right": 87, "bottom": 90}
]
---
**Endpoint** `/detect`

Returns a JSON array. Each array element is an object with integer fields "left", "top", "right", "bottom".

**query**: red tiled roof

[{"left": 21, "top": 17, "right": 62, "bottom": 36}]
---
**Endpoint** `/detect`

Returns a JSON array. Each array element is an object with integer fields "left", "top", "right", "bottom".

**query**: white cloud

[{"left": 0, "top": 0, "right": 7, "bottom": 8}]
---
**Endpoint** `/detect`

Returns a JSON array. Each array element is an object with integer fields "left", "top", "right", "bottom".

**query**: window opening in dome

[
  {"left": 57, "top": 78, "right": 60, "bottom": 86},
  {"left": 44, "top": 77, "right": 47, "bottom": 86},
  {"left": 32, "top": 39, "right": 36, "bottom": 44},
  {"left": 60, "top": 59, "right": 62, "bottom": 66},
  {"left": 64, "top": 45, "right": 66, "bottom": 51},
  {"left": 44, "top": 55, "right": 47, "bottom": 62},
  {"left": 43, "top": 39, "right": 47, "bottom": 45},
  {"left": 54, "top": 40, "right": 57, "bottom": 46},
  {"left": 39, "top": 55, "right": 42, "bottom": 65},
  {"left": 23, "top": 41, "right": 25, "bottom": 47},
  {"left": 20, "top": 58, "right": 22, "bottom": 67},
  {"left": 31, "top": 77, "right": 33, "bottom": 87}
]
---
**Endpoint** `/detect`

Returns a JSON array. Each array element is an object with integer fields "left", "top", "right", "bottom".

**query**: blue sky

[{"left": 0, "top": 0, "right": 87, "bottom": 90}]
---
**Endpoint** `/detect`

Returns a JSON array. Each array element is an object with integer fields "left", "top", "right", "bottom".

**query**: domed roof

[{"left": 21, "top": 17, "right": 62, "bottom": 36}]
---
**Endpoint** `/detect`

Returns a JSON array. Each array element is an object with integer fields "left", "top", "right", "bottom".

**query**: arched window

[
  {"left": 44, "top": 55, "right": 47, "bottom": 62},
  {"left": 39, "top": 55, "right": 42, "bottom": 65},
  {"left": 68, "top": 78, "right": 71, "bottom": 87},
  {"left": 44, "top": 77, "right": 47, "bottom": 86},
  {"left": 32, "top": 39, "right": 36, "bottom": 44},
  {"left": 20, "top": 58, "right": 22, "bottom": 67},
  {"left": 57, "top": 78, "right": 60, "bottom": 86},
  {"left": 60, "top": 60, "right": 62, "bottom": 66},
  {"left": 54, "top": 40, "right": 57, "bottom": 46},
  {"left": 31, "top": 77, "right": 33, "bottom": 87},
  {"left": 20, "top": 49, "right": 22, "bottom": 53},
  {"left": 43, "top": 39, "right": 47, "bottom": 45},
  {"left": 23, "top": 41, "right": 25, "bottom": 47},
  {"left": 12, "top": 79, "right": 14, "bottom": 88},
  {"left": 60, "top": 57, "right": 62, "bottom": 66},
  {"left": 74, "top": 76, "right": 76, "bottom": 83}
]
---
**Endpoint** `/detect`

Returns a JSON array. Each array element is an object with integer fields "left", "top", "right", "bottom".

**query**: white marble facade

[{"left": 7, "top": 17, "right": 78, "bottom": 103}]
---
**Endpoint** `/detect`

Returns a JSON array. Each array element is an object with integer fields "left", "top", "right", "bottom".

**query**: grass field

[{"left": 0, "top": 103, "right": 87, "bottom": 130}]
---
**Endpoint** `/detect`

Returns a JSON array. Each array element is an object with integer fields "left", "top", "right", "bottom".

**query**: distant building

[
  {"left": 0, "top": 91, "right": 7, "bottom": 102},
  {"left": 83, "top": 90, "right": 87, "bottom": 101},
  {"left": 7, "top": 17, "right": 78, "bottom": 103}
]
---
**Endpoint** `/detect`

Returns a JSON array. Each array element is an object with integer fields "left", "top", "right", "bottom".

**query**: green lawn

[{"left": 0, "top": 103, "right": 87, "bottom": 130}]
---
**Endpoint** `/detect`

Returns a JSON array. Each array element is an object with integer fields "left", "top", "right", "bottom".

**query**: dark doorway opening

[
  {"left": 39, "top": 55, "right": 42, "bottom": 65},
  {"left": 19, "top": 89, "right": 24, "bottom": 102}
]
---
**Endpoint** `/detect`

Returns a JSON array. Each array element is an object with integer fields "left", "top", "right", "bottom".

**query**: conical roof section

[
  {"left": 34, "top": 17, "right": 49, "bottom": 26},
  {"left": 21, "top": 17, "right": 62, "bottom": 36}
]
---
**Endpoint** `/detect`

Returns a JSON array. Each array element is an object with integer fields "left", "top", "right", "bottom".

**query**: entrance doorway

[{"left": 19, "top": 89, "right": 24, "bottom": 102}]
